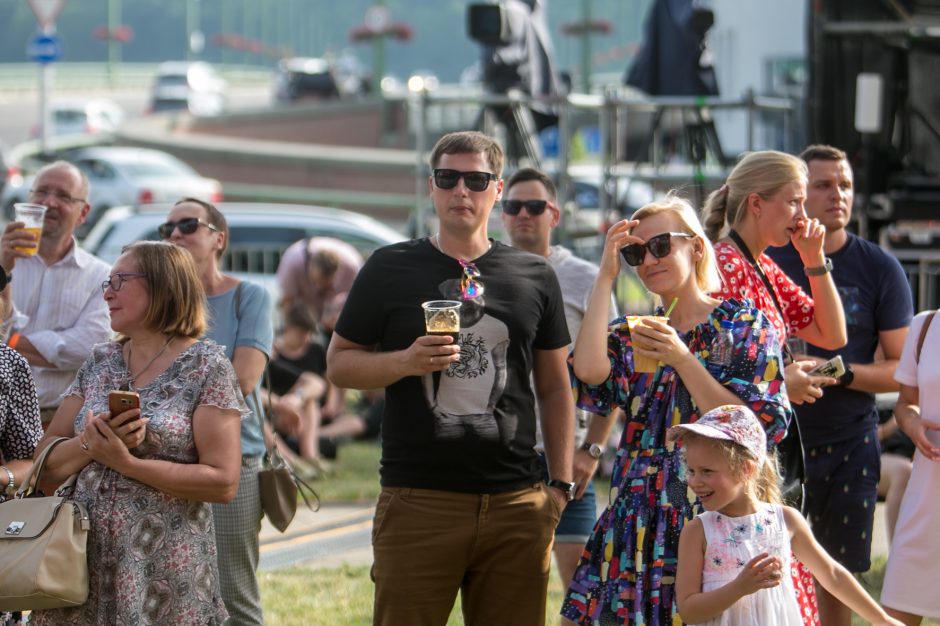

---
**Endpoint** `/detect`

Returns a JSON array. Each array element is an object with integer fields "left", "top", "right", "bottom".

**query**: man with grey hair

[{"left": 0, "top": 160, "right": 111, "bottom": 424}]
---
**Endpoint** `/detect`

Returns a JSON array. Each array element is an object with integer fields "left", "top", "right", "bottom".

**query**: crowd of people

[{"left": 0, "top": 131, "right": 936, "bottom": 626}]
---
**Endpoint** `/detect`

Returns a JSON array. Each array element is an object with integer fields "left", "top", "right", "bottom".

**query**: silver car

[
  {"left": 2, "top": 147, "right": 223, "bottom": 238},
  {"left": 82, "top": 202, "right": 407, "bottom": 302}
]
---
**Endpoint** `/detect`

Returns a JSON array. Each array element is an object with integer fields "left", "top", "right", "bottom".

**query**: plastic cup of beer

[
  {"left": 13, "top": 203, "right": 46, "bottom": 256},
  {"left": 422, "top": 300, "right": 461, "bottom": 342},
  {"left": 626, "top": 315, "right": 669, "bottom": 373}
]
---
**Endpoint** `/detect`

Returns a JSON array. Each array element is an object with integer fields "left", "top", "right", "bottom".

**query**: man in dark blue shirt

[{"left": 768, "top": 144, "right": 913, "bottom": 626}]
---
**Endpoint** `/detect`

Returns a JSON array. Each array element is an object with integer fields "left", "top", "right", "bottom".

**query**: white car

[
  {"left": 30, "top": 99, "right": 125, "bottom": 138},
  {"left": 149, "top": 61, "right": 227, "bottom": 116},
  {"left": 1, "top": 147, "right": 223, "bottom": 238},
  {"left": 82, "top": 202, "right": 407, "bottom": 302}
]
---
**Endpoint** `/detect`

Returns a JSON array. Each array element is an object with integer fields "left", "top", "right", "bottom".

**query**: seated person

[{"left": 265, "top": 303, "right": 330, "bottom": 464}]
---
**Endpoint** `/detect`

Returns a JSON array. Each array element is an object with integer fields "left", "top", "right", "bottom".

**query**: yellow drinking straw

[{"left": 664, "top": 297, "right": 678, "bottom": 317}]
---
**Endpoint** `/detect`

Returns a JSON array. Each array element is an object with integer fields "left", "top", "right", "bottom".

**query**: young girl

[{"left": 671, "top": 405, "right": 903, "bottom": 626}]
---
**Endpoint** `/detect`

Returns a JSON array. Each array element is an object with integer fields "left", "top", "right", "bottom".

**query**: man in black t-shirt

[
  {"left": 327, "top": 131, "right": 574, "bottom": 626},
  {"left": 767, "top": 144, "right": 913, "bottom": 626}
]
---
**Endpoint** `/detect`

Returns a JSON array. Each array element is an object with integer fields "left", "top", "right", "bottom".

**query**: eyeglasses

[
  {"left": 158, "top": 217, "right": 220, "bottom": 239},
  {"left": 29, "top": 188, "right": 85, "bottom": 204},
  {"left": 458, "top": 259, "right": 484, "bottom": 299},
  {"left": 101, "top": 272, "right": 147, "bottom": 293},
  {"left": 620, "top": 232, "right": 696, "bottom": 267},
  {"left": 433, "top": 169, "right": 497, "bottom": 192},
  {"left": 502, "top": 199, "right": 550, "bottom": 216}
]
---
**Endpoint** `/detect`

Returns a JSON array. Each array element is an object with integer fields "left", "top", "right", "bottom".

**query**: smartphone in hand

[
  {"left": 108, "top": 390, "right": 140, "bottom": 421},
  {"left": 808, "top": 355, "right": 846, "bottom": 379}
]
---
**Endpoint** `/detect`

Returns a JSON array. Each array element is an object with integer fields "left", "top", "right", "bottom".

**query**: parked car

[
  {"left": 82, "top": 202, "right": 406, "bottom": 301},
  {"left": 149, "top": 61, "right": 226, "bottom": 116},
  {"left": 30, "top": 98, "right": 125, "bottom": 138},
  {"left": 1, "top": 147, "right": 223, "bottom": 238}
]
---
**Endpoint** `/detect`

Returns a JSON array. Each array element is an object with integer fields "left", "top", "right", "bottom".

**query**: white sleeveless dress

[{"left": 693, "top": 503, "right": 803, "bottom": 626}]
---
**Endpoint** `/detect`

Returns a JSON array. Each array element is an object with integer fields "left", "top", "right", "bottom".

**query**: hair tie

[{"left": 719, "top": 183, "right": 729, "bottom": 197}]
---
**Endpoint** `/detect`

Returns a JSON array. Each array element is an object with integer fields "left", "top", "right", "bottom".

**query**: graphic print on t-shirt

[{"left": 422, "top": 279, "right": 512, "bottom": 442}]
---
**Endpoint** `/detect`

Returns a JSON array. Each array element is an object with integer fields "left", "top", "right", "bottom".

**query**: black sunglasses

[
  {"left": 502, "top": 199, "right": 550, "bottom": 216},
  {"left": 620, "top": 232, "right": 695, "bottom": 267},
  {"left": 158, "top": 217, "right": 220, "bottom": 240},
  {"left": 433, "top": 169, "right": 497, "bottom": 192}
]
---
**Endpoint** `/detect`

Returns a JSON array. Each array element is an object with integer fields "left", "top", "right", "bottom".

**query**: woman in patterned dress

[
  {"left": 30, "top": 241, "right": 246, "bottom": 626},
  {"left": 561, "top": 196, "right": 793, "bottom": 625}
]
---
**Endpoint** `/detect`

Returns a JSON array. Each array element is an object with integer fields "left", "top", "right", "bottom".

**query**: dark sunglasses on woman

[
  {"left": 620, "top": 232, "right": 695, "bottom": 267},
  {"left": 433, "top": 169, "right": 497, "bottom": 192},
  {"left": 502, "top": 199, "right": 550, "bottom": 216},
  {"left": 158, "top": 217, "right": 220, "bottom": 240}
]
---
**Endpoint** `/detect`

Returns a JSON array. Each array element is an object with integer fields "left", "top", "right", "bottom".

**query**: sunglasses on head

[
  {"left": 433, "top": 169, "right": 497, "bottom": 192},
  {"left": 158, "top": 217, "right": 220, "bottom": 240},
  {"left": 502, "top": 199, "right": 550, "bottom": 216},
  {"left": 620, "top": 232, "right": 695, "bottom": 267}
]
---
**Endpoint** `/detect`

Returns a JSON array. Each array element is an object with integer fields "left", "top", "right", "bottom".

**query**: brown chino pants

[{"left": 371, "top": 483, "right": 562, "bottom": 626}]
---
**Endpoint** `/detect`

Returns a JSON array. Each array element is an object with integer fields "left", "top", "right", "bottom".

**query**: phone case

[
  {"left": 108, "top": 390, "right": 140, "bottom": 417},
  {"left": 809, "top": 355, "right": 846, "bottom": 379}
]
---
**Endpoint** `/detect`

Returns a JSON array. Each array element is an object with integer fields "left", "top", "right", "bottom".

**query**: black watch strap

[{"left": 546, "top": 479, "right": 575, "bottom": 501}]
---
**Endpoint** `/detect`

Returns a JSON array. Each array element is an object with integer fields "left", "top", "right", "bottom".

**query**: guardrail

[{"left": 0, "top": 62, "right": 272, "bottom": 93}]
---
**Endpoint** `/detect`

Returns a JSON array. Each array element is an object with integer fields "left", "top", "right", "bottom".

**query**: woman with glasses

[
  {"left": 561, "top": 195, "right": 793, "bottom": 626},
  {"left": 161, "top": 198, "right": 273, "bottom": 625},
  {"left": 30, "top": 241, "right": 245, "bottom": 625}
]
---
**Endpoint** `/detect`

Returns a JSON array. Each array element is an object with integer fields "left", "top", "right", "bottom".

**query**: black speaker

[{"left": 467, "top": 3, "right": 511, "bottom": 47}]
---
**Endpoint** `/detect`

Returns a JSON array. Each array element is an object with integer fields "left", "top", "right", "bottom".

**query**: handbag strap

[
  {"left": 728, "top": 230, "right": 793, "bottom": 363},
  {"left": 916, "top": 310, "right": 937, "bottom": 364},
  {"left": 14, "top": 437, "right": 72, "bottom": 498}
]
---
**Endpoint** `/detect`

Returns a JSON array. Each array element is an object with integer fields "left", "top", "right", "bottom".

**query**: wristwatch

[
  {"left": 546, "top": 479, "right": 576, "bottom": 502},
  {"left": 804, "top": 258, "right": 833, "bottom": 276},
  {"left": 839, "top": 363, "right": 855, "bottom": 387},
  {"left": 579, "top": 441, "right": 603, "bottom": 459}
]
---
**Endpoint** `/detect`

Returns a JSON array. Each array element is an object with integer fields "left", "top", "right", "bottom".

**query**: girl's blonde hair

[
  {"left": 701, "top": 150, "right": 808, "bottom": 243},
  {"left": 632, "top": 193, "right": 722, "bottom": 293},
  {"left": 679, "top": 432, "right": 783, "bottom": 505}
]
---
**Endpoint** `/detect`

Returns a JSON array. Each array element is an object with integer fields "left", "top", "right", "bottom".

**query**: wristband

[
  {"left": 7, "top": 332, "right": 21, "bottom": 349},
  {"left": 804, "top": 258, "right": 833, "bottom": 276}
]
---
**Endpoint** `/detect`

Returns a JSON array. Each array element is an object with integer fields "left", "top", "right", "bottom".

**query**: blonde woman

[{"left": 561, "top": 195, "right": 793, "bottom": 625}]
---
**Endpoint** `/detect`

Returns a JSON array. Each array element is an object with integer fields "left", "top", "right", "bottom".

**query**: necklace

[{"left": 125, "top": 336, "right": 173, "bottom": 390}]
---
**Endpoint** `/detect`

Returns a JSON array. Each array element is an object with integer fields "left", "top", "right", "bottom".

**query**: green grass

[{"left": 306, "top": 440, "right": 382, "bottom": 503}]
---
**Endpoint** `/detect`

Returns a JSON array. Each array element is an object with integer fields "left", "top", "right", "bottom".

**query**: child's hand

[
  {"left": 734, "top": 553, "right": 783, "bottom": 595},
  {"left": 875, "top": 618, "right": 906, "bottom": 626}
]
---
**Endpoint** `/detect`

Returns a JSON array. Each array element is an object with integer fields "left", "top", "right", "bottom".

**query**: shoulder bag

[
  {"left": 0, "top": 437, "right": 90, "bottom": 611},
  {"left": 232, "top": 282, "right": 319, "bottom": 533},
  {"left": 915, "top": 310, "right": 936, "bottom": 364},
  {"left": 728, "top": 230, "right": 806, "bottom": 510}
]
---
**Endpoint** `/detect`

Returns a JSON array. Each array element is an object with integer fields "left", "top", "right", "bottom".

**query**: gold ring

[{"left": 80, "top": 440, "right": 89, "bottom": 451}]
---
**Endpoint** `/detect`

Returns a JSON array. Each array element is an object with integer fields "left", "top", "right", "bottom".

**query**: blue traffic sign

[{"left": 27, "top": 33, "right": 62, "bottom": 64}]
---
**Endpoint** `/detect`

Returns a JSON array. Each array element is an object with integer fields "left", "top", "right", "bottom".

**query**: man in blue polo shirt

[{"left": 767, "top": 144, "right": 913, "bottom": 626}]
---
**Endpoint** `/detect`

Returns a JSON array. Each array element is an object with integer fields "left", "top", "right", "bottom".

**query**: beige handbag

[{"left": 0, "top": 437, "right": 90, "bottom": 611}]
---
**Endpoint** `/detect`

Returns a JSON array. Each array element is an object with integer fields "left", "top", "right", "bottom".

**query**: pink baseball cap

[{"left": 668, "top": 404, "right": 767, "bottom": 464}]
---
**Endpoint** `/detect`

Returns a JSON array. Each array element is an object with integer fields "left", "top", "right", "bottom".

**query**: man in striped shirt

[{"left": 0, "top": 161, "right": 111, "bottom": 424}]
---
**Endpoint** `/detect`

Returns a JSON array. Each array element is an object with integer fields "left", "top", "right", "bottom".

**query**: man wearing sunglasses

[
  {"left": 502, "top": 168, "right": 620, "bottom": 625},
  {"left": 0, "top": 161, "right": 111, "bottom": 425},
  {"left": 328, "top": 131, "right": 574, "bottom": 626}
]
